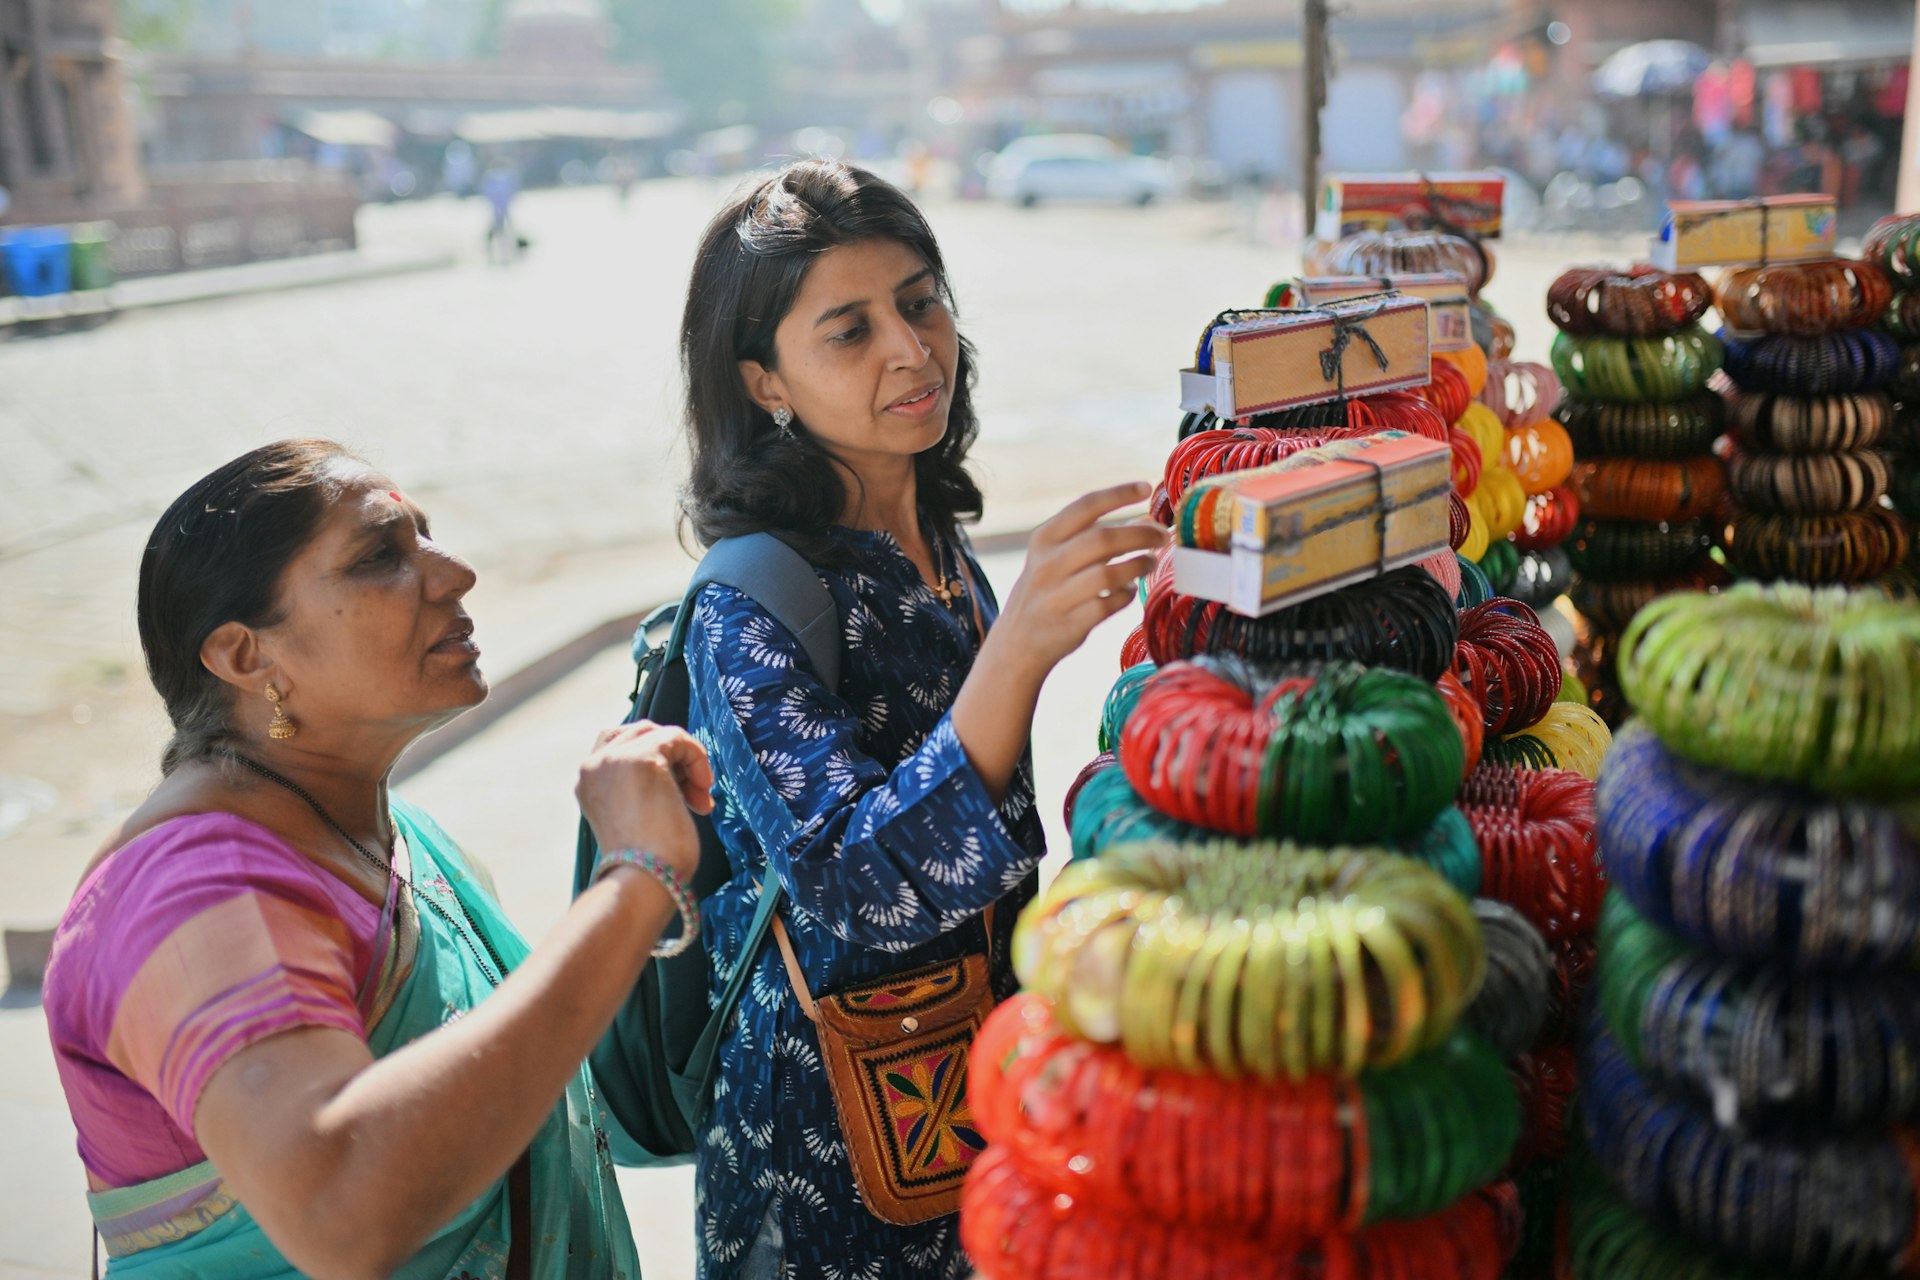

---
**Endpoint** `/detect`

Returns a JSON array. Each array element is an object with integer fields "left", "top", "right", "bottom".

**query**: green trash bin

[{"left": 68, "top": 221, "right": 115, "bottom": 292}]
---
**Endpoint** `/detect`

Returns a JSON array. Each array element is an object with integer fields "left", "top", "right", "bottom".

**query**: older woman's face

[{"left": 258, "top": 464, "right": 485, "bottom": 738}]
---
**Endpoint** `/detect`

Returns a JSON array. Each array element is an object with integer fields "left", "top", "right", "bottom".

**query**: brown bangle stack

[
  {"left": 1718, "top": 256, "right": 1915, "bottom": 590},
  {"left": 1547, "top": 265, "right": 1729, "bottom": 727}
]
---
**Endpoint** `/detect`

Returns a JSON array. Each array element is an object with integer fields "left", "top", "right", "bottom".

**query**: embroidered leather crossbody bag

[{"left": 770, "top": 911, "right": 996, "bottom": 1224}]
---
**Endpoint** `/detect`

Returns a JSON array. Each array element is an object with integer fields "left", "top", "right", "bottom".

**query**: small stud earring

[
  {"left": 265, "top": 684, "right": 297, "bottom": 741},
  {"left": 771, "top": 406, "right": 794, "bottom": 432}
]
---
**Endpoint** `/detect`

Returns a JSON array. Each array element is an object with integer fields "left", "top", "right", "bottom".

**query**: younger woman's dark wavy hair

[
  {"left": 138, "top": 438, "right": 358, "bottom": 774},
  {"left": 679, "top": 160, "right": 983, "bottom": 562}
]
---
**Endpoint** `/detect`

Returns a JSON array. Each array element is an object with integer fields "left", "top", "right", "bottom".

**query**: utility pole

[
  {"left": 1901, "top": 0, "right": 1920, "bottom": 212},
  {"left": 1303, "top": 0, "right": 1329, "bottom": 217}
]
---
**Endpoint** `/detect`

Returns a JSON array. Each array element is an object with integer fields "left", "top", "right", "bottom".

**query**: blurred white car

[{"left": 987, "top": 136, "right": 1181, "bottom": 207}]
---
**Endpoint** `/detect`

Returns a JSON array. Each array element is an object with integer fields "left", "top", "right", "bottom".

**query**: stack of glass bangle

[
  {"left": 1866, "top": 212, "right": 1920, "bottom": 595},
  {"left": 1547, "top": 264, "right": 1729, "bottom": 727},
  {"left": 1572, "top": 582, "right": 1920, "bottom": 1279},
  {"left": 1715, "top": 253, "right": 1911, "bottom": 588},
  {"left": 967, "top": 369, "right": 1577, "bottom": 1278}
]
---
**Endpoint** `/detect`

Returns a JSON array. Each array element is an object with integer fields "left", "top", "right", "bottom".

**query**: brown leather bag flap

[{"left": 814, "top": 953, "right": 990, "bottom": 1046}]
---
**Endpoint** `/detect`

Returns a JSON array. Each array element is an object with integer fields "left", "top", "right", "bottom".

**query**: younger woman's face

[{"left": 742, "top": 236, "right": 960, "bottom": 471}]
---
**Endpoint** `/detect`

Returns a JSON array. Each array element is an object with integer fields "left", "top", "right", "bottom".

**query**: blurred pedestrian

[
  {"left": 42, "top": 439, "right": 709, "bottom": 1276},
  {"left": 482, "top": 163, "right": 523, "bottom": 264},
  {"left": 670, "top": 160, "right": 1163, "bottom": 1279}
]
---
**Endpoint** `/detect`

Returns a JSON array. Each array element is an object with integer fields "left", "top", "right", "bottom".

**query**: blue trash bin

[{"left": 1, "top": 226, "right": 74, "bottom": 297}]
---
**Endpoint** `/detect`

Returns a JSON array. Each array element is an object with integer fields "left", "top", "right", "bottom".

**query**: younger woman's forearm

[{"left": 949, "top": 629, "right": 1046, "bottom": 801}]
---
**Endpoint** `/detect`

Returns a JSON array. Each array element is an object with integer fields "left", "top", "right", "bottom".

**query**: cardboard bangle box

[
  {"left": 1179, "top": 294, "right": 1432, "bottom": 420},
  {"left": 1316, "top": 171, "right": 1506, "bottom": 241},
  {"left": 1651, "top": 194, "right": 1837, "bottom": 271},
  {"left": 1171, "top": 430, "right": 1453, "bottom": 616},
  {"left": 1276, "top": 275, "right": 1473, "bottom": 352}
]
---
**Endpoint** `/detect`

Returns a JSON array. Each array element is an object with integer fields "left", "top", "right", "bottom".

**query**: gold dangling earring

[{"left": 265, "top": 684, "right": 297, "bottom": 741}]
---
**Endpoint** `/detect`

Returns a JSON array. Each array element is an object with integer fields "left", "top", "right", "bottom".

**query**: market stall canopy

[
  {"left": 1592, "top": 40, "right": 1714, "bottom": 98},
  {"left": 1742, "top": 0, "right": 1916, "bottom": 67},
  {"left": 291, "top": 109, "right": 399, "bottom": 149},
  {"left": 454, "top": 107, "right": 678, "bottom": 145}
]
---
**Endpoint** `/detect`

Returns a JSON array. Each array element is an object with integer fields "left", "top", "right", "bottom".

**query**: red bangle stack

[
  {"left": 1451, "top": 601, "right": 1564, "bottom": 734},
  {"left": 1455, "top": 764, "right": 1605, "bottom": 941},
  {"left": 961, "top": 1146, "right": 1509, "bottom": 1280}
]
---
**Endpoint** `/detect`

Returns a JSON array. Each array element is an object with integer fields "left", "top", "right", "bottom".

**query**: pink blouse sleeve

[{"left": 72, "top": 814, "right": 369, "bottom": 1134}]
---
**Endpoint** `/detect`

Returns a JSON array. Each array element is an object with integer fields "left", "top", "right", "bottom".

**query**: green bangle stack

[
  {"left": 1618, "top": 582, "right": 1920, "bottom": 795},
  {"left": 1549, "top": 328, "right": 1724, "bottom": 403}
]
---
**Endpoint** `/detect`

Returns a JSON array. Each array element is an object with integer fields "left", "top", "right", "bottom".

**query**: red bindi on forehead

[{"left": 389, "top": 491, "right": 404, "bottom": 504}]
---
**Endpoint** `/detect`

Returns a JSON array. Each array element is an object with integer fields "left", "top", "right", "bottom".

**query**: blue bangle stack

[{"left": 1574, "top": 582, "right": 1920, "bottom": 1278}]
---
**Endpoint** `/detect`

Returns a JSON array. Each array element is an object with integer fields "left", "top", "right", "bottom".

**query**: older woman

[
  {"left": 42, "top": 438, "right": 706, "bottom": 1278},
  {"left": 673, "top": 161, "right": 1162, "bottom": 1277}
]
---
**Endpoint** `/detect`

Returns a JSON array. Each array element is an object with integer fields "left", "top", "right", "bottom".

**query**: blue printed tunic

[{"left": 684, "top": 524, "right": 1044, "bottom": 1279}]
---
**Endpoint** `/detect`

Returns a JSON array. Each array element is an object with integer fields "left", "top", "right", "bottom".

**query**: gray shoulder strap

[{"left": 667, "top": 532, "right": 842, "bottom": 694}]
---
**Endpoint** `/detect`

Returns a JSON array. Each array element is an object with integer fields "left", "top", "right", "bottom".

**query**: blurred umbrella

[{"left": 1592, "top": 39, "right": 1713, "bottom": 98}]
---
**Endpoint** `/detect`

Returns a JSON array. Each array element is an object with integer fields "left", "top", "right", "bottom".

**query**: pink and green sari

[{"left": 44, "top": 800, "right": 640, "bottom": 1279}]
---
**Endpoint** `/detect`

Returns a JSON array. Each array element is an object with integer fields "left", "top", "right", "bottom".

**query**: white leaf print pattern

[
  {"left": 859, "top": 695, "right": 890, "bottom": 737},
  {"left": 775, "top": 1172, "right": 830, "bottom": 1213},
  {"left": 719, "top": 674, "right": 757, "bottom": 724},
  {"left": 747, "top": 1119, "right": 774, "bottom": 1150},
  {"left": 741, "top": 614, "right": 796, "bottom": 669},
  {"left": 780, "top": 1031, "right": 822, "bottom": 1071},
  {"left": 757, "top": 749, "right": 807, "bottom": 801},
  {"left": 776, "top": 687, "right": 833, "bottom": 740},
  {"left": 749, "top": 962, "right": 786, "bottom": 1011},
  {"left": 903, "top": 1223, "right": 952, "bottom": 1270},
  {"left": 824, "top": 1262, "right": 887, "bottom": 1280},
  {"left": 800, "top": 1124, "right": 847, "bottom": 1164},
  {"left": 701, "top": 1210, "right": 751, "bottom": 1264},
  {"left": 706, "top": 1125, "right": 740, "bottom": 1174},
  {"left": 858, "top": 880, "right": 923, "bottom": 930},
  {"left": 924, "top": 829, "right": 987, "bottom": 887},
  {"left": 822, "top": 751, "right": 861, "bottom": 799}
]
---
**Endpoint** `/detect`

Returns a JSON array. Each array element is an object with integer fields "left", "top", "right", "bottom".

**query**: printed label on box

[
  {"left": 1652, "top": 195, "right": 1837, "bottom": 270},
  {"left": 1316, "top": 172, "right": 1505, "bottom": 241}
]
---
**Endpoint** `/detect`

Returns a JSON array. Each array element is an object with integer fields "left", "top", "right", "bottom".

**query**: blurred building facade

[{"left": 0, "top": 0, "right": 147, "bottom": 218}]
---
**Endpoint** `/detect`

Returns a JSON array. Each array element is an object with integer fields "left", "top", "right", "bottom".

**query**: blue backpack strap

[{"left": 667, "top": 531, "right": 840, "bottom": 694}]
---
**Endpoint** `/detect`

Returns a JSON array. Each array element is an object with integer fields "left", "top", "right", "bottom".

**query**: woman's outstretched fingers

[{"left": 1036, "top": 481, "right": 1153, "bottom": 544}]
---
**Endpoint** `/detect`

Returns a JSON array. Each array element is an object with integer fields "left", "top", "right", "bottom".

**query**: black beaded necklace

[{"left": 225, "top": 752, "right": 507, "bottom": 986}]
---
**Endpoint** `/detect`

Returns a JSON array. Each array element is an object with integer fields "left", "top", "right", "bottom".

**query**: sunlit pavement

[{"left": 0, "top": 177, "right": 1641, "bottom": 1276}]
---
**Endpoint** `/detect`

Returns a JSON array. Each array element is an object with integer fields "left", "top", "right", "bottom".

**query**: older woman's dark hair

[
  {"left": 139, "top": 438, "right": 356, "bottom": 773},
  {"left": 680, "top": 160, "right": 983, "bottom": 560}
]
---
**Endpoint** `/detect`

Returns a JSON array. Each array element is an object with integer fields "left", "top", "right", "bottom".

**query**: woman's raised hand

[
  {"left": 575, "top": 722, "right": 712, "bottom": 882},
  {"left": 990, "top": 482, "right": 1166, "bottom": 679}
]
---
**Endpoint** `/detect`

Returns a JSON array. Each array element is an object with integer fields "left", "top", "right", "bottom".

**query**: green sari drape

[{"left": 86, "top": 800, "right": 641, "bottom": 1279}]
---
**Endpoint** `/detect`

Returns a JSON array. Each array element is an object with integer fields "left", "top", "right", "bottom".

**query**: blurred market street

[{"left": 0, "top": 178, "right": 1638, "bottom": 1277}]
